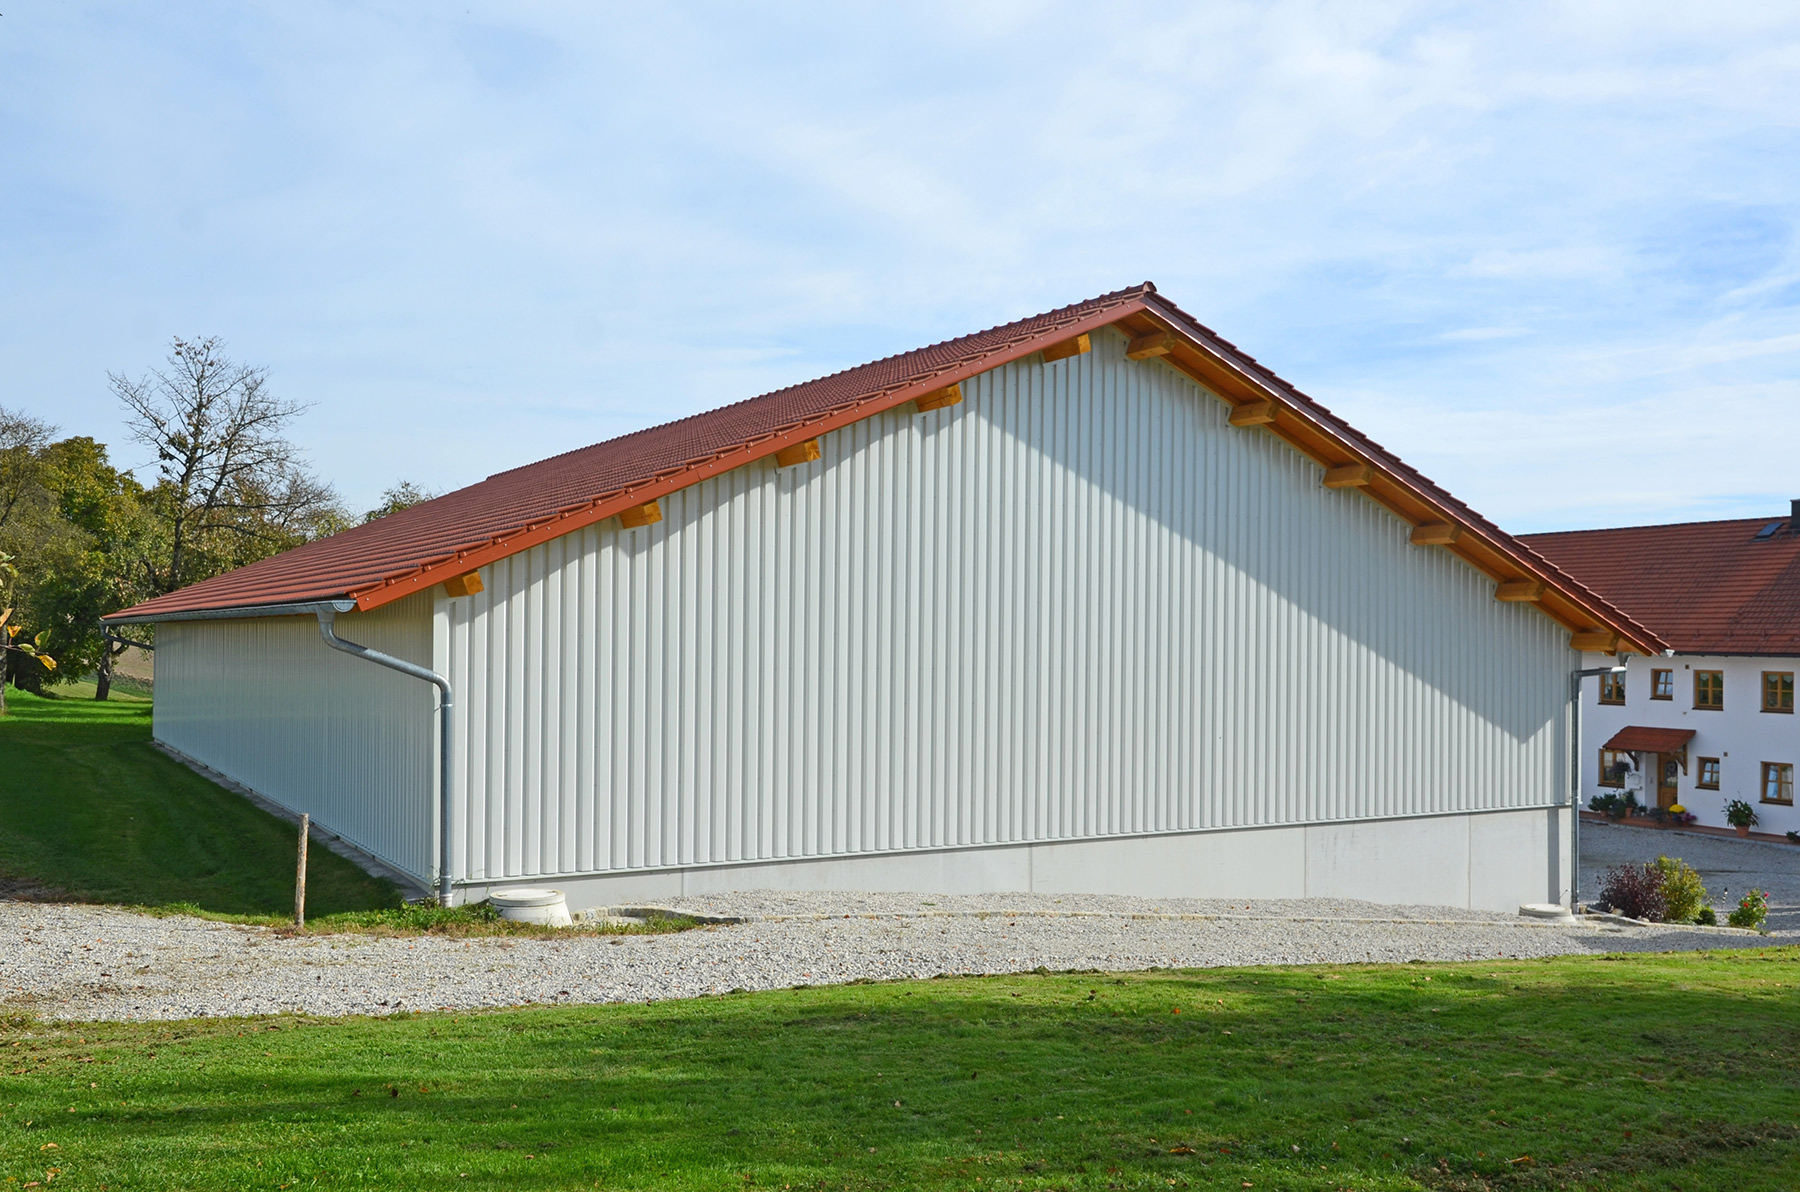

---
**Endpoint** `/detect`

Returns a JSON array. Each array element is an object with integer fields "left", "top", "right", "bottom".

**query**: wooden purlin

[
  {"left": 1113, "top": 303, "right": 1663, "bottom": 657},
  {"left": 349, "top": 299, "right": 1154, "bottom": 613}
]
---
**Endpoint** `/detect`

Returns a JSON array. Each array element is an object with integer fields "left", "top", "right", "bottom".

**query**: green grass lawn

[
  {"left": 2, "top": 951, "right": 1797, "bottom": 1191},
  {"left": 0, "top": 689, "right": 399, "bottom": 917}
]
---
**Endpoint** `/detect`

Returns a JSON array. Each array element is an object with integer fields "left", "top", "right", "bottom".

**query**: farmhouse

[
  {"left": 1526, "top": 512, "right": 1800, "bottom": 839},
  {"left": 105, "top": 284, "right": 1660, "bottom": 911}
]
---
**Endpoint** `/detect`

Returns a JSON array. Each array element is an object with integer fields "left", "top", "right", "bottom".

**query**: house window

[
  {"left": 1761, "top": 762, "right": 1793, "bottom": 805},
  {"left": 1599, "top": 671, "right": 1626, "bottom": 705},
  {"left": 1651, "top": 668, "right": 1674, "bottom": 700},
  {"left": 1697, "top": 757, "right": 1720, "bottom": 790},
  {"left": 1762, "top": 671, "right": 1794, "bottom": 714},
  {"left": 1695, "top": 670, "right": 1724, "bottom": 710},
  {"left": 1598, "top": 749, "right": 1630, "bottom": 788}
]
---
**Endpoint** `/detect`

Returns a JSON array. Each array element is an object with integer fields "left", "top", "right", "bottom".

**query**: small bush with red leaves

[{"left": 1599, "top": 863, "right": 1667, "bottom": 922}]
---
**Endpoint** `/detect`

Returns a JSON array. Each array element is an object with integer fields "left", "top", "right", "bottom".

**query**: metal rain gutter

[
  {"left": 314, "top": 609, "right": 455, "bottom": 906},
  {"left": 103, "top": 599, "right": 359, "bottom": 625}
]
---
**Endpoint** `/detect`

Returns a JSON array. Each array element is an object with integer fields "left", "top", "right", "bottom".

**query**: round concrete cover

[
  {"left": 1518, "top": 902, "right": 1576, "bottom": 922},
  {"left": 488, "top": 887, "right": 565, "bottom": 907}
]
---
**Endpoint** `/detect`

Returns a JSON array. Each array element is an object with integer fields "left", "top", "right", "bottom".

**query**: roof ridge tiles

[
  {"left": 482, "top": 282, "right": 1157, "bottom": 484},
  {"left": 1526, "top": 514, "right": 1778, "bottom": 537}
]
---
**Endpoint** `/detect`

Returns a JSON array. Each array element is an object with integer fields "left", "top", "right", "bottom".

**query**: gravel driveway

[
  {"left": 1, "top": 890, "right": 1786, "bottom": 1023},
  {"left": 1579, "top": 820, "right": 1800, "bottom": 931}
]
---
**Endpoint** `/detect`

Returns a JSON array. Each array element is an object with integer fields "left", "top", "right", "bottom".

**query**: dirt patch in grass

[{"left": 0, "top": 874, "right": 72, "bottom": 902}]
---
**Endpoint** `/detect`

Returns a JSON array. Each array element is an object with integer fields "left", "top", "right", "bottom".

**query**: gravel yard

[
  {"left": 1579, "top": 819, "right": 1800, "bottom": 931},
  {"left": 1, "top": 889, "right": 1787, "bottom": 1023}
]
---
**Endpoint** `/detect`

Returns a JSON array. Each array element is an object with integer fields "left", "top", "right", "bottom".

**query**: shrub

[
  {"left": 1697, "top": 906, "right": 1717, "bottom": 926},
  {"left": 1598, "top": 863, "right": 1667, "bottom": 921},
  {"left": 1588, "top": 792, "right": 1642, "bottom": 820},
  {"left": 1787, "top": 830, "right": 1798, "bottom": 844},
  {"left": 1724, "top": 799, "right": 1758, "bottom": 829},
  {"left": 1728, "top": 889, "right": 1769, "bottom": 931},
  {"left": 1652, "top": 856, "right": 1708, "bottom": 923}
]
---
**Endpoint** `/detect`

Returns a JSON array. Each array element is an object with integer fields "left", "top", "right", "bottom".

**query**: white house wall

[
  {"left": 1581, "top": 650, "right": 1800, "bottom": 835},
  {"left": 440, "top": 327, "right": 1574, "bottom": 893},
  {"left": 153, "top": 593, "right": 438, "bottom": 883}
]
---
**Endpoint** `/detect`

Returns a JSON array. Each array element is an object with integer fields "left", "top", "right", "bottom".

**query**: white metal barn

[{"left": 107, "top": 284, "right": 1662, "bottom": 912}]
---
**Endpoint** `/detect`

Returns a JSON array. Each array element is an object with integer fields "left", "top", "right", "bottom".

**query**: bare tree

[{"left": 112, "top": 337, "right": 344, "bottom": 595}]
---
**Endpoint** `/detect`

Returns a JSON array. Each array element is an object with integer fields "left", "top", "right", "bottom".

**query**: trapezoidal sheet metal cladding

[
  {"left": 152, "top": 592, "right": 440, "bottom": 883},
  {"left": 437, "top": 327, "right": 1572, "bottom": 886}
]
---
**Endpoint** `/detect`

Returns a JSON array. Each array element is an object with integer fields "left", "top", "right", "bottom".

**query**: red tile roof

[
  {"left": 1523, "top": 518, "right": 1800, "bottom": 655},
  {"left": 1602, "top": 726, "right": 1696, "bottom": 753},
  {"left": 106, "top": 282, "right": 1661, "bottom": 657}
]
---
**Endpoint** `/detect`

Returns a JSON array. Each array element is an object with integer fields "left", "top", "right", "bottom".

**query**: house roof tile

[{"left": 1523, "top": 518, "right": 1800, "bottom": 655}]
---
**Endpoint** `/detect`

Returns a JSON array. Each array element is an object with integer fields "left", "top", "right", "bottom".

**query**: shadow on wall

[{"left": 976, "top": 330, "right": 1560, "bottom": 746}]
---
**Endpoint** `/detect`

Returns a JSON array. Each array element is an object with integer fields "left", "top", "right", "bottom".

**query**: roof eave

[
  {"left": 104, "top": 598, "right": 358, "bottom": 625},
  {"left": 1123, "top": 293, "right": 1668, "bottom": 658}
]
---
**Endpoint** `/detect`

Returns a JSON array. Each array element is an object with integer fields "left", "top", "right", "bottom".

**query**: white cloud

[{"left": 1, "top": 0, "right": 1797, "bottom": 529}]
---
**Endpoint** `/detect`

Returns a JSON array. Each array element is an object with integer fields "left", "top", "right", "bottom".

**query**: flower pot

[{"left": 1735, "top": 824, "right": 1751, "bottom": 838}]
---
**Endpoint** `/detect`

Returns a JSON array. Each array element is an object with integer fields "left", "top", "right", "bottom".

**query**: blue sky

[{"left": 3, "top": 2, "right": 1797, "bottom": 532}]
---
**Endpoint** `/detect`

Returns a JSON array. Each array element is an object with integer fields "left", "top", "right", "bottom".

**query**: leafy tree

[
  {"left": 363, "top": 480, "right": 439, "bottom": 523},
  {"left": 0, "top": 407, "right": 55, "bottom": 527},
  {"left": 0, "top": 551, "right": 57, "bottom": 714},
  {"left": 0, "top": 415, "right": 154, "bottom": 700},
  {"left": 0, "top": 409, "right": 63, "bottom": 709},
  {"left": 29, "top": 438, "right": 154, "bottom": 698},
  {"left": 112, "top": 336, "right": 345, "bottom": 595}
]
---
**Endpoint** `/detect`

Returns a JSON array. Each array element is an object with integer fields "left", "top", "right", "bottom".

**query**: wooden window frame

[
  {"left": 1696, "top": 757, "right": 1720, "bottom": 790},
  {"left": 1762, "top": 671, "right": 1794, "bottom": 714},
  {"left": 1650, "top": 668, "right": 1674, "bottom": 700},
  {"left": 1694, "top": 670, "right": 1724, "bottom": 710},
  {"left": 1761, "top": 761, "right": 1793, "bottom": 806},
  {"left": 1598, "top": 749, "right": 1629, "bottom": 789},
  {"left": 1598, "top": 671, "right": 1626, "bottom": 706}
]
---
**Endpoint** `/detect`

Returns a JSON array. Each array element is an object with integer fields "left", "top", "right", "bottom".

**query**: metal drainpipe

[
  {"left": 316, "top": 610, "right": 455, "bottom": 906},
  {"left": 1570, "top": 657, "right": 1630, "bottom": 910}
]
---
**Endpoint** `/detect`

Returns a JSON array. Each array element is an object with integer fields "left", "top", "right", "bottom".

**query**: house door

[{"left": 1656, "top": 754, "right": 1680, "bottom": 809}]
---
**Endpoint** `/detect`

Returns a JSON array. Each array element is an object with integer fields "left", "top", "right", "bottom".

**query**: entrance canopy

[{"left": 1602, "top": 726, "right": 1696, "bottom": 752}]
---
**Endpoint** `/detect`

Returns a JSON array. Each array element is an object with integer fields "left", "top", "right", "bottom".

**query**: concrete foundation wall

[{"left": 462, "top": 805, "right": 1569, "bottom": 914}]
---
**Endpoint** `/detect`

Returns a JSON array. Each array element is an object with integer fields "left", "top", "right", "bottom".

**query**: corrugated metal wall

[
  {"left": 155, "top": 593, "right": 437, "bottom": 882},
  {"left": 442, "top": 327, "right": 1572, "bottom": 885}
]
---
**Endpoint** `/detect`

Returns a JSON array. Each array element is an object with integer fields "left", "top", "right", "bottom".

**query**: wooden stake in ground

[{"left": 295, "top": 813, "right": 309, "bottom": 930}]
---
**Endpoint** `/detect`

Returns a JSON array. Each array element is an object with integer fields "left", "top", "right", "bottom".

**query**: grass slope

[
  {"left": 0, "top": 689, "right": 398, "bottom": 916},
  {"left": 3, "top": 951, "right": 1798, "bottom": 1190}
]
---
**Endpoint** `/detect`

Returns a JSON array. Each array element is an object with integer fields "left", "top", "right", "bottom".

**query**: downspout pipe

[
  {"left": 316, "top": 609, "right": 455, "bottom": 906},
  {"left": 1570, "top": 657, "right": 1630, "bottom": 910}
]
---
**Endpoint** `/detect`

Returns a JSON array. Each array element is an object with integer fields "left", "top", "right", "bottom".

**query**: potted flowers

[
  {"left": 1724, "top": 799, "right": 1758, "bottom": 838},
  {"left": 1649, "top": 803, "right": 1698, "bottom": 828}
]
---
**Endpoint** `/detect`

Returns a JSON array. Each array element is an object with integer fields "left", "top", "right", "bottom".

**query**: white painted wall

[
  {"left": 153, "top": 594, "right": 438, "bottom": 882},
  {"left": 1581, "top": 651, "right": 1800, "bottom": 836},
  {"left": 437, "top": 326, "right": 1577, "bottom": 901}
]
